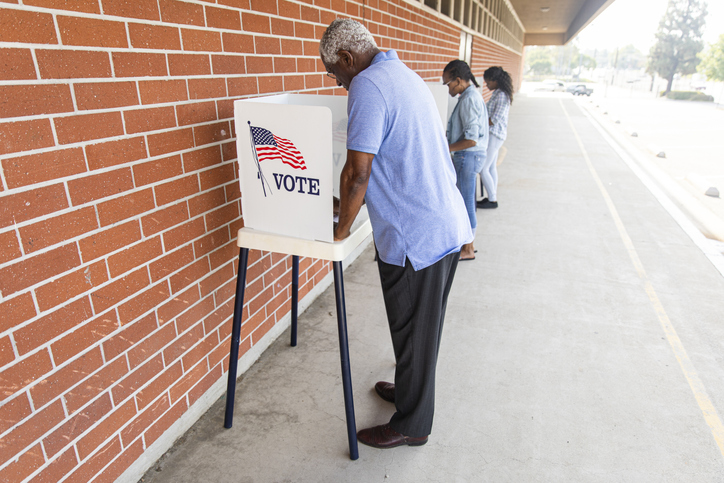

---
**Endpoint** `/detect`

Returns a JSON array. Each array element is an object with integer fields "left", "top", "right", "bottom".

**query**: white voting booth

[{"left": 224, "top": 85, "right": 454, "bottom": 461}]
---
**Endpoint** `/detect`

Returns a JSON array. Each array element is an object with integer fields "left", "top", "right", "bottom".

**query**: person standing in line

[
  {"left": 320, "top": 18, "right": 473, "bottom": 449},
  {"left": 443, "top": 60, "right": 489, "bottom": 261},
  {"left": 477, "top": 66, "right": 514, "bottom": 209}
]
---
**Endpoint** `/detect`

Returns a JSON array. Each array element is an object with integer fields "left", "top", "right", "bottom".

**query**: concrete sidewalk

[{"left": 138, "top": 96, "right": 724, "bottom": 482}]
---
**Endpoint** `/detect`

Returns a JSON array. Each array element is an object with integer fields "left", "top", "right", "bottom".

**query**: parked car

[
  {"left": 567, "top": 84, "right": 593, "bottom": 96},
  {"left": 537, "top": 80, "right": 566, "bottom": 92}
]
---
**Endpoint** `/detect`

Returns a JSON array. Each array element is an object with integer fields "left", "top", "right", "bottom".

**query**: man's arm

[{"left": 335, "top": 149, "right": 374, "bottom": 241}]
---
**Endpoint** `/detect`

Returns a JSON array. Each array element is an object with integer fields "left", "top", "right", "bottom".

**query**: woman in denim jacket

[{"left": 443, "top": 60, "right": 488, "bottom": 261}]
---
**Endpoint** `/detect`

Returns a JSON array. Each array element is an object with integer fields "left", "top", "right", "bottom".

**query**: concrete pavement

[{"left": 137, "top": 95, "right": 724, "bottom": 482}]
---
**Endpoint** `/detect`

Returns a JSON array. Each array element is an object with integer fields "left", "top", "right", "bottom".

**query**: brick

[
  {"left": 255, "top": 36, "right": 281, "bottom": 55},
  {"left": 188, "top": 364, "right": 220, "bottom": 407},
  {"left": 168, "top": 53, "right": 211, "bottom": 76},
  {"left": 0, "top": 443, "right": 44, "bottom": 483},
  {"left": 75, "top": 81, "right": 138, "bottom": 111},
  {"left": 138, "top": 79, "right": 188, "bottom": 105},
  {"left": 134, "top": 361, "right": 183, "bottom": 410},
  {"left": 3, "top": 148, "right": 85, "bottom": 189},
  {"left": 210, "top": 54, "right": 244, "bottom": 75},
  {"left": 36, "top": 50, "right": 111, "bottom": 79},
  {"left": 107, "top": 237, "right": 163, "bottom": 277},
  {"left": 102, "top": 313, "right": 154, "bottom": 362},
  {"left": 57, "top": 16, "right": 128, "bottom": 48},
  {"left": 0, "top": 9, "right": 57, "bottom": 44},
  {"left": 117, "top": 281, "right": 171, "bottom": 325},
  {"left": 300, "top": 3, "right": 319, "bottom": 22},
  {"left": 169, "top": 360, "right": 205, "bottom": 403},
  {"left": 188, "top": 78, "right": 226, "bottom": 100},
  {"left": 162, "top": 217, "right": 205, "bottom": 251},
  {"left": 62, "top": 436, "right": 119, "bottom": 483},
  {"left": 112, "top": 353, "right": 162, "bottom": 404},
  {"left": 0, "top": 350, "right": 53, "bottom": 402},
  {"left": 112, "top": 52, "right": 168, "bottom": 77},
  {"left": 206, "top": 6, "right": 241, "bottom": 30},
  {"left": 24, "top": 0, "right": 100, "bottom": 14},
  {"left": 221, "top": 140, "right": 237, "bottom": 161},
  {"left": 246, "top": 55, "right": 273, "bottom": 74},
  {"left": 296, "top": 57, "right": 316, "bottom": 72},
  {"left": 274, "top": 56, "right": 296, "bottom": 73},
  {"left": 163, "top": 322, "right": 202, "bottom": 366},
  {"left": 147, "top": 128, "right": 195, "bottom": 157},
  {"left": 222, "top": 32, "right": 254, "bottom": 53},
  {"left": 67, "top": 167, "right": 133, "bottom": 205},
  {"left": 157, "top": 284, "right": 200, "bottom": 324},
  {"left": 284, "top": 74, "right": 305, "bottom": 92},
  {"left": 0, "top": 393, "right": 32, "bottom": 435},
  {"left": 145, "top": 396, "right": 187, "bottom": 447},
  {"left": 281, "top": 38, "right": 304, "bottom": 56},
  {"left": 77, "top": 397, "right": 137, "bottom": 458},
  {"left": 34, "top": 260, "right": 108, "bottom": 312},
  {"left": 176, "top": 294, "right": 215, "bottom": 333},
  {"left": 64, "top": 357, "right": 128, "bottom": 413},
  {"left": 0, "top": 336, "right": 14, "bottom": 367},
  {"left": 0, "top": 294, "right": 36, "bottom": 334},
  {"left": 123, "top": 106, "right": 177, "bottom": 135},
  {"left": 209, "top": 241, "right": 237, "bottom": 271},
  {"left": 129, "top": 23, "right": 181, "bottom": 50},
  {"left": 80, "top": 217, "right": 142, "bottom": 262},
  {"left": 121, "top": 394, "right": 169, "bottom": 446},
  {"left": 44, "top": 393, "right": 113, "bottom": 457},
  {"left": 271, "top": 18, "right": 294, "bottom": 37},
  {"left": 140, "top": 202, "right": 189, "bottom": 237},
  {"left": 127, "top": 319, "right": 175, "bottom": 368},
  {"left": 188, "top": 187, "right": 225, "bottom": 217},
  {"left": 295, "top": 21, "right": 314, "bottom": 40},
  {"left": 51, "top": 310, "right": 119, "bottom": 365},
  {"left": 159, "top": 0, "right": 204, "bottom": 26},
  {"left": 225, "top": 178, "right": 240, "bottom": 201},
  {"left": 95, "top": 437, "right": 144, "bottom": 483},
  {"left": 20, "top": 207, "right": 98, "bottom": 254},
  {"left": 194, "top": 121, "right": 231, "bottom": 146},
  {"left": 97, "top": 188, "right": 155, "bottom": 226},
  {"left": 279, "top": 0, "right": 300, "bottom": 18},
  {"left": 85, "top": 138, "right": 145, "bottom": 172},
  {"left": 90, "top": 267, "right": 148, "bottom": 313},
  {"left": 183, "top": 145, "right": 222, "bottom": 172},
  {"left": 242, "top": 12, "right": 270, "bottom": 34},
  {"left": 177, "top": 100, "right": 218, "bottom": 126},
  {"left": 180, "top": 331, "right": 217, "bottom": 372},
  {"left": 27, "top": 447, "right": 77, "bottom": 483},
  {"left": 181, "top": 28, "right": 222, "bottom": 52},
  {"left": 154, "top": 174, "right": 199, "bottom": 206},
  {"left": 218, "top": 0, "right": 249, "bottom": 7},
  {"left": 203, "top": 298, "right": 233, "bottom": 334},
  {"left": 103, "top": 0, "right": 160, "bottom": 21},
  {"left": 194, "top": 227, "right": 230, "bottom": 259},
  {"left": 170, "top": 257, "right": 210, "bottom": 293},
  {"left": 259, "top": 75, "right": 283, "bottom": 93},
  {"left": 205, "top": 202, "right": 239, "bottom": 231},
  {"left": 0, "top": 48, "right": 36, "bottom": 81},
  {"left": 30, "top": 347, "right": 103, "bottom": 408},
  {"left": 0, "top": 84, "right": 73, "bottom": 119},
  {"left": 55, "top": 112, "right": 124, "bottom": 145},
  {"left": 0, "top": 244, "right": 80, "bottom": 297},
  {"left": 1, "top": 403, "right": 62, "bottom": 473},
  {"left": 0, "top": 229, "right": 20, "bottom": 265},
  {"left": 227, "top": 76, "right": 258, "bottom": 97},
  {"left": 150, "top": 244, "right": 194, "bottom": 283},
  {"left": 199, "top": 262, "right": 233, "bottom": 298}
]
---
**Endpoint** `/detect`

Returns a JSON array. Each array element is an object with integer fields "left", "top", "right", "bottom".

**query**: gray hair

[{"left": 319, "top": 19, "right": 378, "bottom": 65}]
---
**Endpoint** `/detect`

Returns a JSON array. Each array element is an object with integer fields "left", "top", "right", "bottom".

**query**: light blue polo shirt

[{"left": 346, "top": 50, "right": 473, "bottom": 270}]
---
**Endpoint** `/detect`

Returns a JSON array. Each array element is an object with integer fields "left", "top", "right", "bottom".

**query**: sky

[{"left": 575, "top": 0, "right": 724, "bottom": 53}]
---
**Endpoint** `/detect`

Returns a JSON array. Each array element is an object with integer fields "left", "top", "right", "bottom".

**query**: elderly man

[{"left": 320, "top": 19, "right": 473, "bottom": 449}]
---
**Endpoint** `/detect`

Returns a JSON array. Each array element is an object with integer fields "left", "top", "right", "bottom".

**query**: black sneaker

[{"left": 477, "top": 199, "right": 498, "bottom": 209}]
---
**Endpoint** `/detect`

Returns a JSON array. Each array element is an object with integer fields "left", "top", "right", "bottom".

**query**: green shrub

[{"left": 662, "top": 90, "right": 714, "bottom": 101}]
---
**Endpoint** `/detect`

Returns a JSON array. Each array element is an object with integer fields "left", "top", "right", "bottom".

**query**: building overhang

[{"left": 511, "top": 0, "right": 617, "bottom": 45}]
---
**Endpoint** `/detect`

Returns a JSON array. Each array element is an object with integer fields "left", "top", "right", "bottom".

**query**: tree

[
  {"left": 525, "top": 47, "right": 554, "bottom": 75},
  {"left": 698, "top": 34, "right": 724, "bottom": 81},
  {"left": 617, "top": 45, "right": 645, "bottom": 70},
  {"left": 571, "top": 54, "right": 597, "bottom": 70},
  {"left": 647, "top": 0, "right": 708, "bottom": 94}
]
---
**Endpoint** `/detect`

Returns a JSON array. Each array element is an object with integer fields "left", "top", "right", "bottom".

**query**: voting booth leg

[
  {"left": 333, "top": 261, "right": 359, "bottom": 460},
  {"left": 224, "top": 247, "right": 249, "bottom": 429},
  {"left": 290, "top": 255, "right": 299, "bottom": 347}
]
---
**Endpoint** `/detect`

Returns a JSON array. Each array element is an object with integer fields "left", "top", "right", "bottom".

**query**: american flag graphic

[{"left": 249, "top": 126, "right": 306, "bottom": 170}]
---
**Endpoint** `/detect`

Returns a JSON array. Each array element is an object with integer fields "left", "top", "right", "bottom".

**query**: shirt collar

[{"left": 371, "top": 49, "right": 398, "bottom": 66}]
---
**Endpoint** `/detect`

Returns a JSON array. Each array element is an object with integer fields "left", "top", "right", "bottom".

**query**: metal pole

[
  {"left": 224, "top": 247, "right": 249, "bottom": 429},
  {"left": 333, "top": 261, "right": 359, "bottom": 460},
  {"left": 291, "top": 255, "right": 299, "bottom": 347}
]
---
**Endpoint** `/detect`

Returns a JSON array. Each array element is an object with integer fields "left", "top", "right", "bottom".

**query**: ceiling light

[
  {"left": 540, "top": 7, "right": 550, "bottom": 12},
  {"left": 542, "top": 26, "right": 548, "bottom": 30}
]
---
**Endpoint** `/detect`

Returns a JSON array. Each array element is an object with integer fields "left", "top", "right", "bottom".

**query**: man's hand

[{"left": 335, "top": 149, "right": 374, "bottom": 242}]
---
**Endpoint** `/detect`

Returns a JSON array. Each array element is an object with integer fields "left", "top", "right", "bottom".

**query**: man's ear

[{"left": 338, "top": 50, "right": 354, "bottom": 69}]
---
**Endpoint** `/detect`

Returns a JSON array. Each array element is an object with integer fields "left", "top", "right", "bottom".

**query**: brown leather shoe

[
  {"left": 357, "top": 424, "right": 428, "bottom": 449},
  {"left": 374, "top": 381, "right": 395, "bottom": 403}
]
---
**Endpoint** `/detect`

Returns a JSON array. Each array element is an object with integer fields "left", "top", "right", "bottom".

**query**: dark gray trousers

[{"left": 376, "top": 250, "right": 460, "bottom": 438}]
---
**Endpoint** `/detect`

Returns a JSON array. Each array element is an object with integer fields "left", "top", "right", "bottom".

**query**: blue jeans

[{"left": 452, "top": 150, "right": 485, "bottom": 232}]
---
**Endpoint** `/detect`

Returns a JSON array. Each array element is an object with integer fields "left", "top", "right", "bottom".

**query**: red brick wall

[
  {"left": 0, "top": 1, "right": 521, "bottom": 481},
  {"left": 471, "top": 36, "right": 523, "bottom": 100}
]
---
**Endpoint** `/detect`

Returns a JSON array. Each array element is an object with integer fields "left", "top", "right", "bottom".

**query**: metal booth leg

[
  {"left": 224, "top": 247, "right": 249, "bottom": 429},
  {"left": 290, "top": 255, "right": 299, "bottom": 347},
  {"left": 333, "top": 261, "right": 359, "bottom": 460}
]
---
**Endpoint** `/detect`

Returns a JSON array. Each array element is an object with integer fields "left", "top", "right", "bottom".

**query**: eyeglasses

[
  {"left": 326, "top": 71, "right": 336, "bottom": 80},
  {"left": 443, "top": 78, "right": 456, "bottom": 86}
]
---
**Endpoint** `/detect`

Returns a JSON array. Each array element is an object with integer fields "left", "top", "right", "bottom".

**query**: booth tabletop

[{"left": 235, "top": 207, "right": 372, "bottom": 262}]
